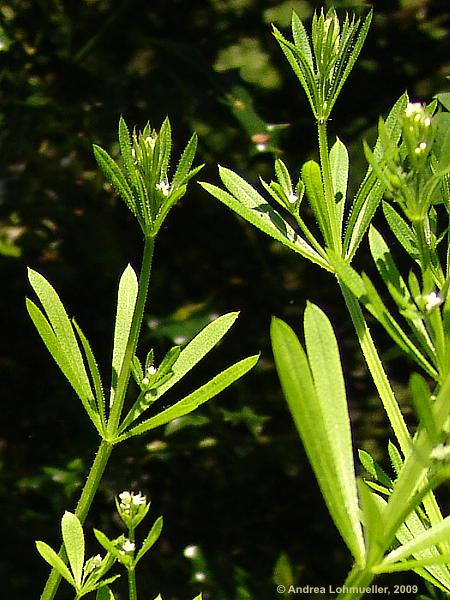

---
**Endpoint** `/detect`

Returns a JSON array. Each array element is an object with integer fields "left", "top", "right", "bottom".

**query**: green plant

[
  {"left": 202, "top": 7, "right": 450, "bottom": 598},
  {"left": 30, "top": 117, "right": 258, "bottom": 600},
  {"left": 36, "top": 490, "right": 203, "bottom": 600}
]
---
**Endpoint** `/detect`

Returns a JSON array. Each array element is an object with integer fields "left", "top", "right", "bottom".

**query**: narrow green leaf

[
  {"left": 330, "top": 137, "right": 348, "bottom": 231},
  {"left": 330, "top": 11, "right": 373, "bottom": 112},
  {"left": 26, "top": 296, "right": 99, "bottom": 427},
  {"left": 358, "top": 478, "right": 384, "bottom": 566},
  {"left": 301, "top": 160, "right": 332, "bottom": 246},
  {"left": 200, "top": 171, "right": 331, "bottom": 271},
  {"left": 110, "top": 265, "right": 138, "bottom": 406},
  {"left": 26, "top": 298, "right": 70, "bottom": 381},
  {"left": 118, "top": 116, "right": 141, "bottom": 201},
  {"left": 118, "top": 354, "right": 259, "bottom": 441},
  {"left": 28, "top": 269, "right": 93, "bottom": 402},
  {"left": 73, "top": 320, "right": 105, "bottom": 430},
  {"left": 138, "top": 312, "right": 241, "bottom": 411},
  {"left": 384, "top": 514, "right": 450, "bottom": 567},
  {"left": 270, "top": 316, "right": 365, "bottom": 565},
  {"left": 136, "top": 516, "right": 163, "bottom": 563},
  {"left": 274, "top": 158, "right": 293, "bottom": 198},
  {"left": 304, "top": 303, "right": 365, "bottom": 562},
  {"left": 382, "top": 201, "right": 417, "bottom": 259},
  {"left": 62, "top": 511, "right": 85, "bottom": 588},
  {"left": 157, "top": 117, "right": 172, "bottom": 181},
  {"left": 410, "top": 373, "right": 439, "bottom": 447},
  {"left": 172, "top": 133, "right": 198, "bottom": 189},
  {"left": 344, "top": 92, "right": 408, "bottom": 260},
  {"left": 36, "top": 541, "right": 75, "bottom": 587},
  {"left": 273, "top": 27, "right": 317, "bottom": 118},
  {"left": 360, "top": 273, "right": 437, "bottom": 377},
  {"left": 93, "top": 144, "right": 137, "bottom": 216},
  {"left": 131, "top": 355, "right": 144, "bottom": 387},
  {"left": 94, "top": 530, "right": 123, "bottom": 562},
  {"left": 291, "top": 11, "right": 313, "bottom": 71},
  {"left": 358, "top": 449, "right": 393, "bottom": 490},
  {"left": 381, "top": 373, "right": 450, "bottom": 554},
  {"left": 393, "top": 508, "right": 450, "bottom": 586}
]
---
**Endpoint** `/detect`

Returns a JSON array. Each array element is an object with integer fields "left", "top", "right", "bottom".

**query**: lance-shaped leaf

[
  {"left": 200, "top": 168, "right": 331, "bottom": 272},
  {"left": 119, "top": 312, "right": 243, "bottom": 432},
  {"left": 344, "top": 92, "right": 408, "bottom": 261},
  {"left": 327, "top": 11, "right": 372, "bottom": 115},
  {"left": 93, "top": 144, "right": 137, "bottom": 217},
  {"left": 369, "top": 226, "right": 436, "bottom": 367},
  {"left": 273, "top": 21, "right": 318, "bottom": 118},
  {"left": 382, "top": 201, "right": 417, "bottom": 259},
  {"left": 301, "top": 160, "right": 333, "bottom": 246},
  {"left": 172, "top": 133, "right": 203, "bottom": 189},
  {"left": 73, "top": 320, "right": 106, "bottom": 429},
  {"left": 271, "top": 309, "right": 365, "bottom": 565},
  {"left": 330, "top": 137, "right": 348, "bottom": 232},
  {"left": 116, "top": 354, "right": 259, "bottom": 441},
  {"left": 110, "top": 265, "right": 138, "bottom": 407},
  {"left": 62, "top": 511, "right": 85, "bottom": 589},
  {"left": 26, "top": 270, "right": 100, "bottom": 430},
  {"left": 36, "top": 541, "right": 75, "bottom": 587},
  {"left": 136, "top": 516, "right": 163, "bottom": 563}
]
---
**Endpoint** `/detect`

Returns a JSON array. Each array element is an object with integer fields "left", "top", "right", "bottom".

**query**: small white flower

[
  {"left": 287, "top": 193, "right": 298, "bottom": 204},
  {"left": 121, "top": 539, "right": 136, "bottom": 554},
  {"left": 156, "top": 180, "right": 171, "bottom": 196},
  {"left": 405, "top": 102, "right": 424, "bottom": 117},
  {"left": 424, "top": 291, "right": 442, "bottom": 312},
  {"left": 194, "top": 572, "right": 206, "bottom": 582},
  {"left": 92, "top": 554, "right": 103, "bottom": 567},
  {"left": 142, "top": 376, "right": 150, "bottom": 385},
  {"left": 147, "top": 365, "right": 157, "bottom": 375},
  {"left": 119, "top": 491, "right": 132, "bottom": 505},
  {"left": 145, "top": 135, "right": 156, "bottom": 149},
  {"left": 131, "top": 492, "right": 147, "bottom": 506}
]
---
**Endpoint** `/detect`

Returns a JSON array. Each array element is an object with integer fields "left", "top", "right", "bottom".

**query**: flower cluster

[
  {"left": 93, "top": 117, "right": 203, "bottom": 237},
  {"left": 364, "top": 100, "right": 437, "bottom": 221},
  {"left": 402, "top": 102, "right": 433, "bottom": 170},
  {"left": 116, "top": 490, "right": 150, "bottom": 530}
]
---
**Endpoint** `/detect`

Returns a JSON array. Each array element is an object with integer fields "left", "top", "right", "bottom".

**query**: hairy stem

[{"left": 317, "top": 119, "right": 341, "bottom": 253}]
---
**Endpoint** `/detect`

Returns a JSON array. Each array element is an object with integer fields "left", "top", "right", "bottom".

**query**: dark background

[{"left": 1, "top": 0, "right": 450, "bottom": 598}]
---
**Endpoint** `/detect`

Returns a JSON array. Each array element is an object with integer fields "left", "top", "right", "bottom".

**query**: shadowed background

[{"left": 1, "top": 0, "right": 450, "bottom": 598}]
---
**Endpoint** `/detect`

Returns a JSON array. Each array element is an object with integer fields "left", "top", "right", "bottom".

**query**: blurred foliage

[{"left": 1, "top": 0, "right": 450, "bottom": 598}]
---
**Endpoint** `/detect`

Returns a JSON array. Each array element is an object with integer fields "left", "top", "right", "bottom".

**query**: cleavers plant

[
  {"left": 30, "top": 117, "right": 258, "bottom": 600},
  {"left": 202, "top": 7, "right": 450, "bottom": 598}
]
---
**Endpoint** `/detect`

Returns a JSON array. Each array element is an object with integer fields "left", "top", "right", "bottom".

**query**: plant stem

[
  {"left": 40, "top": 237, "right": 155, "bottom": 600},
  {"left": 107, "top": 236, "right": 155, "bottom": 436},
  {"left": 339, "top": 282, "right": 411, "bottom": 454},
  {"left": 317, "top": 119, "right": 341, "bottom": 253},
  {"left": 336, "top": 566, "right": 376, "bottom": 600},
  {"left": 339, "top": 282, "right": 448, "bottom": 545},
  {"left": 128, "top": 568, "right": 138, "bottom": 600},
  {"left": 40, "top": 440, "right": 113, "bottom": 600}
]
